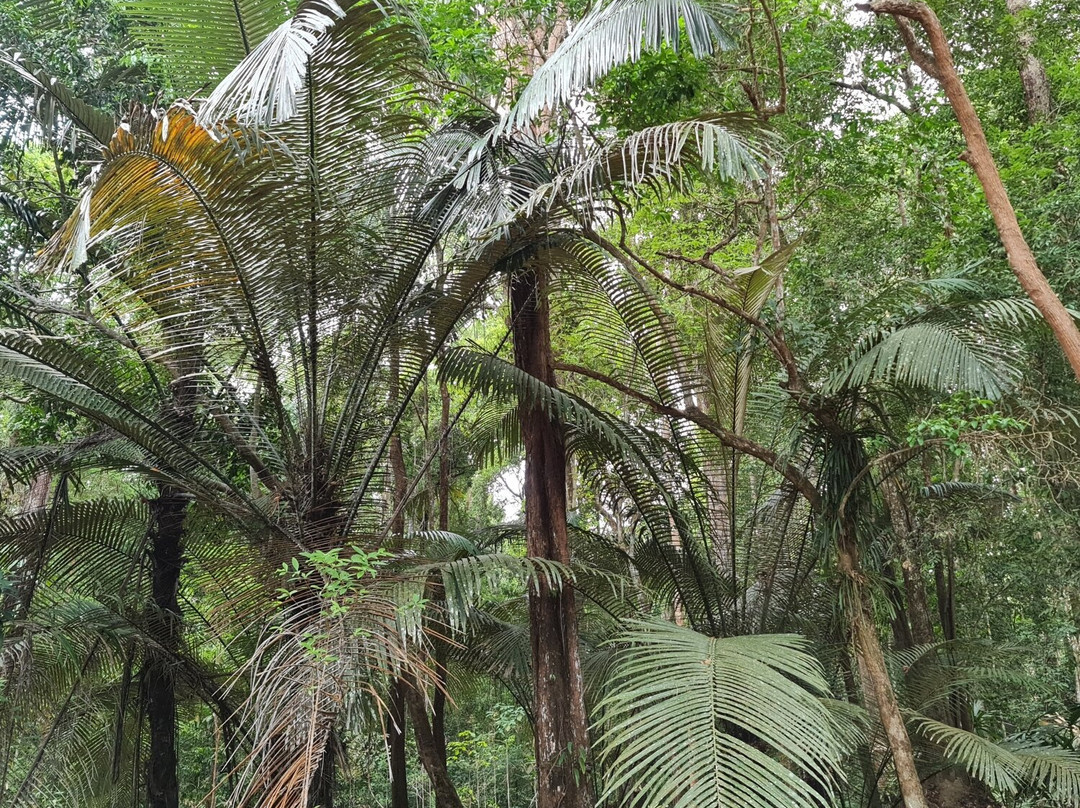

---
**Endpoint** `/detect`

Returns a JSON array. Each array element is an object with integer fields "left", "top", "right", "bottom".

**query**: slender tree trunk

[
  {"left": 23, "top": 471, "right": 51, "bottom": 512},
  {"left": 388, "top": 350, "right": 410, "bottom": 808},
  {"left": 389, "top": 683, "right": 409, "bottom": 808},
  {"left": 884, "top": 562, "right": 915, "bottom": 651},
  {"left": 510, "top": 259, "right": 594, "bottom": 808},
  {"left": 1006, "top": 0, "right": 1052, "bottom": 124},
  {"left": 868, "top": 0, "right": 1080, "bottom": 382},
  {"left": 1070, "top": 591, "right": 1080, "bottom": 704},
  {"left": 838, "top": 523, "right": 928, "bottom": 808},
  {"left": 840, "top": 648, "right": 884, "bottom": 808},
  {"left": 434, "top": 377, "right": 452, "bottom": 773},
  {"left": 882, "top": 479, "right": 935, "bottom": 645},
  {"left": 405, "top": 685, "right": 464, "bottom": 808},
  {"left": 438, "top": 376, "right": 452, "bottom": 535},
  {"left": 144, "top": 486, "right": 188, "bottom": 808},
  {"left": 933, "top": 559, "right": 954, "bottom": 643}
]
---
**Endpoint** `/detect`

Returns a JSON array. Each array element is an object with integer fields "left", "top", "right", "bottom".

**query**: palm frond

[
  {"left": 119, "top": 0, "right": 292, "bottom": 91},
  {"left": 826, "top": 321, "right": 1019, "bottom": 399},
  {"left": 198, "top": 0, "right": 347, "bottom": 126},
  {"left": 595, "top": 620, "right": 846, "bottom": 808},
  {"left": 524, "top": 115, "right": 768, "bottom": 215},
  {"left": 912, "top": 715, "right": 1025, "bottom": 795},
  {"left": 0, "top": 51, "right": 117, "bottom": 147},
  {"left": 500, "top": 0, "right": 739, "bottom": 134}
]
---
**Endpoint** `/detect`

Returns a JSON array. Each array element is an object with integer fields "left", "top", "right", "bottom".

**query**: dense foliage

[{"left": 1, "top": 1, "right": 1080, "bottom": 807}]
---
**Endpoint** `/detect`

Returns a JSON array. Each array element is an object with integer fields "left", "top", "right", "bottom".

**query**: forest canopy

[{"left": 1, "top": 1, "right": 1080, "bottom": 807}]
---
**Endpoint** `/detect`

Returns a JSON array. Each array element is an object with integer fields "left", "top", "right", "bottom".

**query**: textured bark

[
  {"left": 405, "top": 685, "right": 464, "bottom": 808},
  {"left": 1070, "top": 592, "right": 1080, "bottom": 704},
  {"left": 511, "top": 260, "right": 594, "bottom": 808},
  {"left": 933, "top": 559, "right": 955, "bottom": 643},
  {"left": 839, "top": 525, "right": 928, "bottom": 808},
  {"left": 387, "top": 350, "right": 409, "bottom": 808},
  {"left": 1006, "top": 0, "right": 1052, "bottom": 124},
  {"left": 23, "top": 471, "right": 51, "bottom": 512},
  {"left": 433, "top": 376, "right": 452, "bottom": 775},
  {"left": 438, "top": 376, "right": 452, "bottom": 534},
  {"left": 868, "top": 0, "right": 1080, "bottom": 383},
  {"left": 882, "top": 479, "right": 935, "bottom": 645},
  {"left": 840, "top": 650, "right": 884, "bottom": 808},
  {"left": 884, "top": 562, "right": 915, "bottom": 651},
  {"left": 144, "top": 488, "right": 187, "bottom": 808}
]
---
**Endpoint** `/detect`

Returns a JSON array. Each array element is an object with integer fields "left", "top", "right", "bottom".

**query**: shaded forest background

[{"left": 1, "top": 0, "right": 1080, "bottom": 807}]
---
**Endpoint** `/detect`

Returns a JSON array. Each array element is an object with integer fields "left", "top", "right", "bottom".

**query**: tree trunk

[
  {"left": 840, "top": 648, "right": 884, "bottom": 808},
  {"left": 388, "top": 349, "right": 410, "bottom": 808},
  {"left": 868, "top": 0, "right": 1080, "bottom": 383},
  {"left": 838, "top": 525, "right": 928, "bottom": 808},
  {"left": 510, "top": 259, "right": 594, "bottom": 808},
  {"left": 884, "top": 562, "right": 915, "bottom": 651},
  {"left": 144, "top": 486, "right": 188, "bottom": 808},
  {"left": 882, "top": 479, "right": 935, "bottom": 645},
  {"left": 1006, "top": 0, "right": 1052, "bottom": 124},
  {"left": 389, "top": 682, "right": 409, "bottom": 808},
  {"left": 405, "top": 684, "right": 464, "bottom": 808},
  {"left": 1069, "top": 591, "right": 1080, "bottom": 704},
  {"left": 434, "top": 379, "right": 451, "bottom": 773},
  {"left": 23, "top": 471, "right": 51, "bottom": 512},
  {"left": 438, "top": 376, "right": 452, "bottom": 534}
]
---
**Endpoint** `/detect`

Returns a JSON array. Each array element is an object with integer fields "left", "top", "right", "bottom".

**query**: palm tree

[
  {"left": 539, "top": 224, "right": 1080, "bottom": 806},
  {"left": 421, "top": 2, "right": 771, "bottom": 801},
  {"left": 0, "top": 2, "right": 484, "bottom": 804}
]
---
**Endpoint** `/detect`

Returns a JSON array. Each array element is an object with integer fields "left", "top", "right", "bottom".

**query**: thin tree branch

[
  {"left": 830, "top": 80, "right": 913, "bottom": 115},
  {"left": 554, "top": 360, "right": 821, "bottom": 510}
]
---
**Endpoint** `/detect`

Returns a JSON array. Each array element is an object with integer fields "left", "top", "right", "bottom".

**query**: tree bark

[
  {"left": 510, "top": 259, "right": 594, "bottom": 808},
  {"left": 388, "top": 349, "right": 410, "bottom": 808},
  {"left": 405, "top": 684, "right": 464, "bottom": 808},
  {"left": 867, "top": 0, "right": 1080, "bottom": 383},
  {"left": 23, "top": 471, "right": 51, "bottom": 512},
  {"left": 144, "top": 487, "right": 188, "bottom": 808},
  {"left": 882, "top": 479, "right": 935, "bottom": 645},
  {"left": 1069, "top": 591, "right": 1080, "bottom": 704},
  {"left": 838, "top": 525, "right": 928, "bottom": 808},
  {"left": 840, "top": 648, "right": 884, "bottom": 808},
  {"left": 388, "top": 682, "right": 409, "bottom": 808},
  {"left": 434, "top": 379, "right": 452, "bottom": 773},
  {"left": 1006, "top": 0, "right": 1052, "bottom": 124},
  {"left": 438, "top": 376, "right": 452, "bottom": 534},
  {"left": 884, "top": 562, "right": 915, "bottom": 651}
]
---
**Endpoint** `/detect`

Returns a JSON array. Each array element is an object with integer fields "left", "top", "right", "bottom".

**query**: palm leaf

[
  {"left": 500, "top": 0, "right": 739, "bottom": 134},
  {"left": 827, "top": 321, "right": 1018, "bottom": 399},
  {"left": 119, "top": 0, "right": 293, "bottom": 91},
  {"left": 0, "top": 51, "right": 117, "bottom": 147},
  {"left": 524, "top": 114, "right": 768, "bottom": 215},
  {"left": 595, "top": 620, "right": 845, "bottom": 808},
  {"left": 198, "top": 0, "right": 348, "bottom": 126}
]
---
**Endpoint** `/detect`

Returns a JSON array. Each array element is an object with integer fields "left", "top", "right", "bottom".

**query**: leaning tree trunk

[
  {"left": 144, "top": 486, "right": 188, "bottom": 808},
  {"left": 838, "top": 520, "right": 929, "bottom": 808},
  {"left": 867, "top": 0, "right": 1080, "bottom": 383},
  {"left": 510, "top": 259, "right": 594, "bottom": 808}
]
